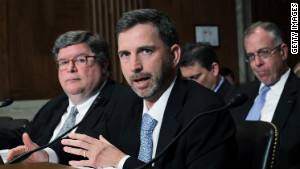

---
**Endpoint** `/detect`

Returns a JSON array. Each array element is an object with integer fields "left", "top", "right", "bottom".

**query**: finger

[
  {"left": 22, "top": 133, "right": 38, "bottom": 150},
  {"left": 61, "top": 138, "right": 90, "bottom": 150},
  {"left": 64, "top": 146, "right": 87, "bottom": 157},
  {"left": 69, "top": 160, "right": 92, "bottom": 167},
  {"left": 6, "top": 146, "right": 26, "bottom": 162},
  {"left": 68, "top": 133, "right": 97, "bottom": 144}
]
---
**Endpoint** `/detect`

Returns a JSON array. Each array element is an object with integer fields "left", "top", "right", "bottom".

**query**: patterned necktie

[
  {"left": 138, "top": 113, "right": 158, "bottom": 163},
  {"left": 246, "top": 86, "right": 271, "bottom": 121},
  {"left": 57, "top": 106, "right": 79, "bottom": 137}
]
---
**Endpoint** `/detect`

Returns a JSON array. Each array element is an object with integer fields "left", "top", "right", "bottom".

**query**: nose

[
  {"left": 130, "top": 55, "right": 142, "bottom": 73},
  {"left": 253, "top": 54, "right": 264, "bottom": 66},
  {"left": 67, "top": 60, "right": 78, "bottom": 72}
]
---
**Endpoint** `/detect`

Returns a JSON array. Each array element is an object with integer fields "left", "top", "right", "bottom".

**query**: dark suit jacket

[
  {"left": 216, "top": 78, "right": 235, "bottom": 103},
  {"left": 230, "top": 72, "right": 300, "bottom": 169},
  {"left": 0, "top": 80, "right": 140, "bottom": 164},
  {"left": 100, "top": 78, "right": 237, "bottom": 169}
]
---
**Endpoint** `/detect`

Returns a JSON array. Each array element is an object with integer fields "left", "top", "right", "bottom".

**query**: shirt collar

[
  {"left": 214, "top": 76, "right": 224, "bottom": 92},
  {"left": 142, "top": 76, "right": 176, "bottom": 122}
]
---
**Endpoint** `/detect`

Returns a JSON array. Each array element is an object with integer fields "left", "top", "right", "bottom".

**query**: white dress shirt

[{"left": 259, "top": 69, "right": 290, "bottom": 122}]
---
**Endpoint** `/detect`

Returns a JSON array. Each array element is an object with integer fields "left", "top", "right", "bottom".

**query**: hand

[
  {"left": 62, "top": 133, "right": 126, "bottom": 168},
  {"left": 6, "top": 133, "right": 49, "bottom": 163}
]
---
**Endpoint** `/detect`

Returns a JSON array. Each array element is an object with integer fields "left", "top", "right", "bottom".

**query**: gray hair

[
  {"left": 244, "top": 21, "right": 285, "bottom": 46},
  {"left": 116, "top": 9, "right": 179, "bottom": 49},
  {"left": 52, "top": 31, "right": 110, "bottom": 69}
]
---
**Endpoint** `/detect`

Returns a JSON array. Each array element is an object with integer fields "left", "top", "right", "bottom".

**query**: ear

[
  {"left": 100, "top": 59, "right": 109, "bottom": 76},
  {"left": 280, "top": 44, "right": 288, "bottom": 60},
  {"left": 169, "top": 44, "right": 181, "bottom": 68},
  {"left": 211, "top": 62, "right": 219, "bottom": 77}
]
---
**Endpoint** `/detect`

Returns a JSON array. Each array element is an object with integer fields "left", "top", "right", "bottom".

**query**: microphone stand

[
  {"left": 6, "top": 95, "right": 105, "bottom": 164},
  {"left": 6, "top": 123, "right": 78, "bottom": 164},
  {"left": 0, "top": 98, "right": 14, "bottom": 108}
]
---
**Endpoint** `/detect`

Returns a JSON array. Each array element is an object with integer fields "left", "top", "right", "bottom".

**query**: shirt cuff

[
  {"left": 45, "top": 147, "right": 59, "bottom": 163},
  {"left": 116, "top": 155, "right": 130, "bottom": 169}
]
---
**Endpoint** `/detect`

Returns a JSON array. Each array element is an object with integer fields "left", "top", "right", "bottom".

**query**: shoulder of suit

[{"left": 45, "top": 94, "right": 68, "bottom": 106}]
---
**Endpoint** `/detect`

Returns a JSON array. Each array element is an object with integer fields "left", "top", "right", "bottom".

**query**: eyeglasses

[
  {"left": 56, "top": 55, "right": 95, "bottom": 71},
  {"left": 245, "top": 44, "right": 282, "bottom": 63}
]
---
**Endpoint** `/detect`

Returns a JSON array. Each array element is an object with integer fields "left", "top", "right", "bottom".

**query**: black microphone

[
  {"left": 226, "top": 93, "right": 248, "bottom": 109},
  {"left": 0, "top": 98, "right": 14, "bottom": 108},
  {"left": 6, "top": 95, "right": 106, "bottom": 164},
  {"left": 134, "top": 93, "right": 248, "bottom": 169}
]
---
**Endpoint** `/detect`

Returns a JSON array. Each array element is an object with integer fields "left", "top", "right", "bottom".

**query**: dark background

[{"left": 0, "top": 0, "right": 299, "bottom": 101}]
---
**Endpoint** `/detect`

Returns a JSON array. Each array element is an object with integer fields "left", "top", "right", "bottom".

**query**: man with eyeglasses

[
  {"left": 230, "top": 21, "right": 300, "bottom": 169},
  {"left": 3, "top": 30, "right": 140, "bottom": 164}
]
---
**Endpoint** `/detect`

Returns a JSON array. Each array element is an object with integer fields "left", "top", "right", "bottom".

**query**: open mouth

[
  {"left": 131, "top": 76, "right": 151, "bottom": 89},
  {"left": 133, "top": 77, "right": 150, "bottom": 83}
]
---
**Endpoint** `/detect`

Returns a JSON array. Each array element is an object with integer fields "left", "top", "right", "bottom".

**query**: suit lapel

[
  {"left": 76, "top": 80, "right": 114, "bottom": 133},
  {"left": 155, "top": 78, "right": 183, "bottom": 162},
  {"left": 118, "top": 103, "right": 143, "bottom": 157},
  {"left": 234, "top": 81, "right": 260, "bottom": 121},
  {"left": 216, "top": 78, "right": 229, "bottom": 99},
  {"left": 240, "top": 81, "right": 260, "bottom": 120},
  {"left": 39, "top": 98, "right": 68, "bottom": 144},
  {"left": 271, "top": 73, "right": 298, "bottom": 130}
]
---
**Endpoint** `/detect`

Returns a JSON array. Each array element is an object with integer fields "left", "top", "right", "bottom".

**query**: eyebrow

[
  {"left": 137, "top": 45, "right": 156, "bottom": 50},
  {"left": 75, "top": 53, "right": 90, "bottom": 57},
  {"left": 117, "top": 50, "right": 128, "bottom": 55},
  {"left": 118, "top": 46, "right": 156, "bottom": 55},
  {"left": 246, "top": 47, "right": 270, "bottom": 53},
  {"left": 59, "top": 53, "right": 90, "bottom": 60}
]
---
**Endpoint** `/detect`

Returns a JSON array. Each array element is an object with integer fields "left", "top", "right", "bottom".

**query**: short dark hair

[
  {"left": 52, "top": 31, "right": 110, "bottom": 69},
  {"left": 180, "top": 42, "right": 219, "bottom": 71},
  {"left": 116, "top": 9, "right": 179, "bottom": 49},
  {"left": 244, "top": 21, "right": 285, "bottom": 46}
]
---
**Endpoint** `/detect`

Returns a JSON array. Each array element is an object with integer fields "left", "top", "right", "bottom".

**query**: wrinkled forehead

[{"left": 244, "top": 29, "right": 274, "bottom": 52}]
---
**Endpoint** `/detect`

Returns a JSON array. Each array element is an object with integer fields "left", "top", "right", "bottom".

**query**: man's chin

[
  {"left": 258, "top": 77, "right": 274, "bottom": 86},
  {"left": 65, "top": 89, "right": 84, "bottom": 96},
  {"left": 132, "top": 87, "right": 151, "bottom": 98}
]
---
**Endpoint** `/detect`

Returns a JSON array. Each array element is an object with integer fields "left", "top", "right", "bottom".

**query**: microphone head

[
  {"left": 0, "top": 98, "right": 14, "bottom": 108},
  {"left": 227, "top": 93, "right": 248, "bottom": 108}
]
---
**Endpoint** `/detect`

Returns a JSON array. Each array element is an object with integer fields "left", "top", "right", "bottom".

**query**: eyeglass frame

[
  {"left": 244, "top": 44, "right": 282, "bottom": 63},
  {"left": 55, "top": 55, "right": 96, "bottom": 71}
]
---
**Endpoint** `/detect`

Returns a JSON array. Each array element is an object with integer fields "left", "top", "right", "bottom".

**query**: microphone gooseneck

[
  {"left": 134, "top": 93, "right": 248, "bottom": 169},
  {"left": 6, "top": 95, "right": 105, "bottom": 164},
  {"left": 226, "top": 93, "right": 248, "bottom": 109},
  {"left": 0, "top": 98, "right": 14, "bottom": 108}
]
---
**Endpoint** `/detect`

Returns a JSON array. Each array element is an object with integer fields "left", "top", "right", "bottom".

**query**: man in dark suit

[
  {"left": 230, "top": 21, "right": 300, "bottom": 169},
  {"left": 4, "top": 30, "right": 139, "bottom": 164},
  {"left": 61, "top": 9, "right": 237, "bottom": 169},
  {"left": 179, "top": 42, "right": 235, "bottom": 103}
]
